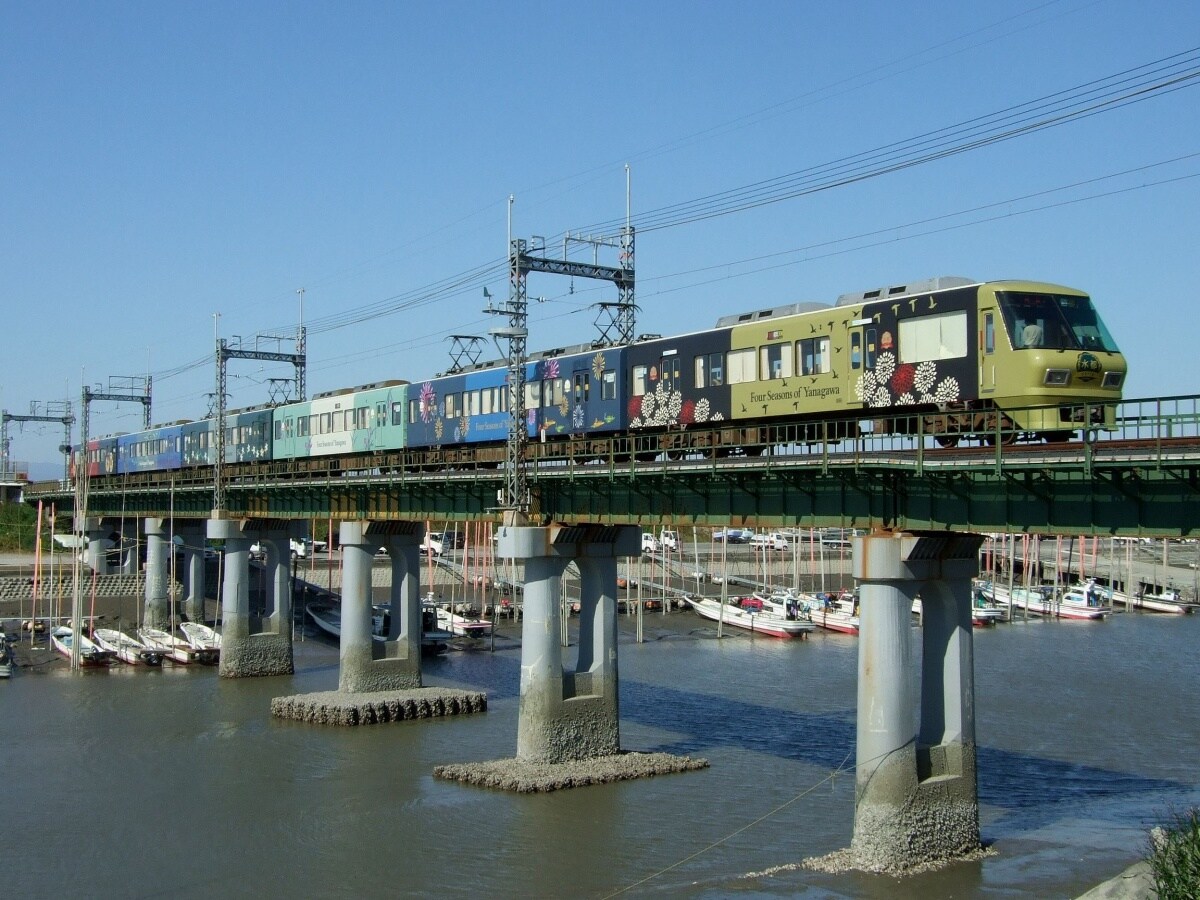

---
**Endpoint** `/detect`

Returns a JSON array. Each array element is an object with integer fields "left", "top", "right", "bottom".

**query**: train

[{"left": 80, "top": 275, "right": 1127, "bottom": 478}]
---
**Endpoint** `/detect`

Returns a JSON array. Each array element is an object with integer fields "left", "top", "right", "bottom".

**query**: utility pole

[
  {"left": 1, "top": 400, "right": 75, "bottom": 482},
  {"left": 212, "top": 333, "right": 305, "bottom": 516},
  {"left": 489, "top": 181, "right": 636, "bottom": 523}
]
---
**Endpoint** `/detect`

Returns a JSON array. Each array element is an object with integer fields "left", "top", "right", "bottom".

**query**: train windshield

[{"left": 996, "top": 291, "right": 1120, "bottom": 352}]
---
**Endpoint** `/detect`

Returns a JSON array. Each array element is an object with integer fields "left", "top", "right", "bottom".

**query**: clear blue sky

[{"left": 3, "top": 1, "right": 1198, "bottom": 475}]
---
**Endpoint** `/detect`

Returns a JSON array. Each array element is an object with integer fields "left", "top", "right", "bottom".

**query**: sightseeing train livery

[{"left": 79, "top": 275, "right": 1127, "bottom": 477}]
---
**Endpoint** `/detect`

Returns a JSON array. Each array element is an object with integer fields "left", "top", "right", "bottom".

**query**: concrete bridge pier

[
  {"left": 142, "top": 517, "right": 170, "bottom": 629},
  {"left": 850, "top": 530, "right": 984, "bottom": 872},
  {"left": 174, "top": 522, "right": 207, "bottom": 623},
  {"left": 337, "top": 520, "right": 424, "bottom": 692},
  {"left": 432, "top": 522, "right": 708, "bottom": 790},
  {"left": 270, "top": 520, "right": 486, "bottom": 725},
  {"left": 81, "top": 517, "right": 111, "bottom": 575},
  {"left": 208, "top": 517, "right": 295, "bottom": 678},
  {"left": 509, "top": 523, "right": 635, "bottom": 762}
]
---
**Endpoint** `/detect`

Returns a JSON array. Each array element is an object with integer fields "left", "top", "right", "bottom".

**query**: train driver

[{"left": 1020, "top": 321, "right": 1044, "bottom": 348}]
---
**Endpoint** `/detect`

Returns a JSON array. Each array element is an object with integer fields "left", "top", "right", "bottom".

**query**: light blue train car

[{"left": 272, "top": 380, "right": 408, "bottom": 462}]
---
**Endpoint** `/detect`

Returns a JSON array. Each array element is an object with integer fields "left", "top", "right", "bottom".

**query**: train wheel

[
  {"left": 1043, "top": 431, "right": 1073, "bottom": 443},
  {"left": 934, "top": 435, "right": 959, "bottom": 448}
]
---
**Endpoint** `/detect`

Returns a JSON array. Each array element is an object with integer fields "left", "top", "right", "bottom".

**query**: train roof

[
  {"left": 714, "top": 301, "right": 830, "bottom": 328},
  {"left": 834, "top": 275, "right": 977, "bottom": 307}
]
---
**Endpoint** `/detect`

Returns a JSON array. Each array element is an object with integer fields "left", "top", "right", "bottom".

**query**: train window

[
  {"left": 851, "top": 333, "right": 861, "bottom": 369},
  {"left": 799, "top": 337, "right": 831, "bottom": 375},
  {"left": 525, "top": 382, "right": 541, "bottom": 409},
  {"left": 898, "top": 310, "right": 968, "bottom": 363},
  {"left": 356, "top": 407, "right": 368, "bottom": 429},
  {"left": 602, "top": 370, "right": 616, "bottom": 400},
  {"left": 444, "top": 393, "right": 458, "bottom": 418},
  {"left": 865, "top": 328, "right": 877, "bottom": 370},
  {"left": 468, "top": 390, "right": 481, "bottom": 416},
  {"left": 984, "top": 314, "right": 995, "bottom": 354},
  {"left": 760, "top": 343, "right": 793, "bottom": 380},
  {"left": 482, "top": 388, "right": 495, "bottom": 415},
  {"left": 297, "top": 417, "right": 309, "bottom": 437},
  {"left": 632, "top": 365, "right": 648, "bottom": 397},
  {"left": 727, "top": 348, "right": 755, "bottom": 384},
  {"left": 375, "top": 402, "right": 386, "bottom": 424},
  {"left": 573, "top": 373, "right": 589, "bottom": 404},
  {"left": 409, "top": 400, "right": 420, "bottom": 423},
  {"left": 391, "top": 401, "right": 403, "bottom": 426}
]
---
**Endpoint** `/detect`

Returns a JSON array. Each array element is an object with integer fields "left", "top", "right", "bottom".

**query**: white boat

[
  {"left": 179, "top": 622, "right": 223, "bottom": 655},
  {"left": 138, "top": 626, "right": 218, "bottom": 665},
  {"left": 684, "top": 596, "right": 815, "bottom": 638},
  {"left": 911, "top": 585, "right": 1006, "bottom": 626},
  {"left": 93, "top": 628, "right": 166, "bottom": 666},
  {"left": 50, "top": 626, "right": 114, "bottom": 666},
  {"left": 996, "top": 584, "right": 1109, "bottom": 619},
  {"left": 1130, "top": 586, "right": 1198, "bottom": 614},
  {"left": 435, "top": 606, "right": 493, "bottom": 638},
  {"left": 798, "top": 592, "right": 860, "bottom": 635},
  {"left": 306, "top": 603, "right": 452, "bottom": 655}
]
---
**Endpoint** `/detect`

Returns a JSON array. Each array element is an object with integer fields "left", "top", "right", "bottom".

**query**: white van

[
  {"left": 641, "top": 533, "right": 660, "bottom": 554},
  {"left": 659, "top": 530, "right": 679, "bottom": 551},
  {"left": 750, "top": 532, "right": 788, "bottom": 551}
]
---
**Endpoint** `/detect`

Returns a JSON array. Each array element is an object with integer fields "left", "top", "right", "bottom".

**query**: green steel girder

[{"left": 24, "top": 456, "right": 1200, "bottom": 537}]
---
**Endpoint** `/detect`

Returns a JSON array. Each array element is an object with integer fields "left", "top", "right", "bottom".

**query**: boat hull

[{"left": 685, "top": 598, "right": 813, "bottom": 638}]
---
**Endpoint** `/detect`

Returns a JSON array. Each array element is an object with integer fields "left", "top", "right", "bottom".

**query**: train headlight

[
  {"left": 1044, "top": 369, "right": 1071, "bottom": 386},
  {"left": 1102, "top": 371, "right": 1124, "bottom": 389}
]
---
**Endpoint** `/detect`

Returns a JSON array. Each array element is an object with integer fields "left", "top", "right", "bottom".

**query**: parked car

[
  {"left": 250, "top": 537, "right": 326, "bottom": 561},
  {"left": 659, "top": 530, "right": 679, "bottom": 551},
  {"left": 641, "top": 533, "right": 660, "bottom": 554},
  {"left": 422, "top": 531, "right": 465, "bottom": 556},
  {"left": 750, "top": 532, "right": 788, "bottom": 551},
  {"left": 712, "top": 528, "right": 752, "bottom": 543}
]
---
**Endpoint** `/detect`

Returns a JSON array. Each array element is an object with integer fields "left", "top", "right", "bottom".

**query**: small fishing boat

[
  {"left": 911, "top": 586, "right": 1006, "bottom": 626},
  {"left": 138, "top": 626, "right": 219, "bottom": 665},
  {"left": 684, "top": 596, "right": 814, "bottom": 638},
  {"left": 435, "top": 606, "right": 493, "bottom": 638},
  {"left": 179, "top": 622, "right": 223, "bottom": 657},
  {"left": 798, "top": 592, "right": 860, "bottom": 635},
  {"left": 93, "top": 628, "right": 165, "bottom": 666},
  {"left": 50, "top": 626, "right": 115, "bottom": 666},
  {"left": 997, "top": 584, "right": 1108, "bottom": 619},
  {"left": 306, "top": 603, "right": 452, "bottom": 655},
  {"left": 1130, "top": 586, "right": 1198, "bottom": 614}
]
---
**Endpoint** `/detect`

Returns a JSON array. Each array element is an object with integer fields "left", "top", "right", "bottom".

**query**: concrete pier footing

[
  {"left": 435, "top": 522, "right": 708, "bottom": 792},
  {"left": 271, "top": 687, "right": 486, "bottom": 725},
  {"left": 207, "top": 517, "right": 298, "bottom": 678},
  {"left": 840, "top": 530, "right": 986, "bottom": 873}
]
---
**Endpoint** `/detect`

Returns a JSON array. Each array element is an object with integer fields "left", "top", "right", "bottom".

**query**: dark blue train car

[
  {"left": 526, "top": 343, "right": 625, "bottom": 440},
  {"left": 182, "top": 419, "right": 213, "bottom": 467},
  {"left": 624, "top": 326, "right": 733, "bottom": 431},
  {"left": 117, "top": 423, "right": 185, "bottom": 474}
]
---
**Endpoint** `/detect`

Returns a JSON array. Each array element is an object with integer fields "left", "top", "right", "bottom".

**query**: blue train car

[
  {"left": 526, "top": 343, "right": 625, "bottom": 439},
  {"left": 182, "top": 419, "right": 213, "bottom": 467},
  {"left": 225, "top": 406, "right": 273, "bottom": 463},
  {"left": 84, "top": 435, "right": 121, "bottom": 477},
  {"left": 406, "top": 367, "right": 509, "bottom": 449},
  {"left": 117, "top": 423, "right": 185, "bottom": 474}
]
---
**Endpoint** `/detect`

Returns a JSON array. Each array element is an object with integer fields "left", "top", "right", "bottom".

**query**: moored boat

[
  {"left": 50, "top": 626, "right": 115, "bottom": 666},
  {"left": 798, "top": 592, "right": 860, "bottom": 635},
  {"left": 0, "top": 634, "right": 13, "bottom": 678},
  {"left": 435, "top": 606, "right": 493, "bottom": 638},
  {"left": 179, "top": 622, "right": 223, "bottom": 657},
  {"left": 684, "top": 596, "right": 814, "bottom": 638},
  {"left": 306, "top": 602, "right": 452, "bottom": 655},
  {"left": 139, "top": 626, "right": 218, "bottom": 664},
  {"left": 995, "top": 584, "right": 1109, "bottom": 619},
  {"left": 1130, "top": 586, "right": 1198, "bottom": 614},
  {"left": 93, "top": 628, "right": 165, "bottom": 666}
]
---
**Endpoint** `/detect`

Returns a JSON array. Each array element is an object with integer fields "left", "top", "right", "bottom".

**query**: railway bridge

[{"left": 22, "top": 392, "right": 1200, "bottom": 871}]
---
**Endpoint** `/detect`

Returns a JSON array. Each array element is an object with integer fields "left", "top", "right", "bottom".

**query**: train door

[
  {"left": 980, "top": 307, "right": 996, "bottom": 394},
  {"left": 660, "top": 354, "right": 681, "bottom": 393},
  {"left": 848, "top": 323, "right": 878, "bottom": 400}
]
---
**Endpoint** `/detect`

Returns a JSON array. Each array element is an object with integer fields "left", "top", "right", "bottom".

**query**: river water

[{"left": 4, "top": 608, "right": 1197, "bottom": 899}]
